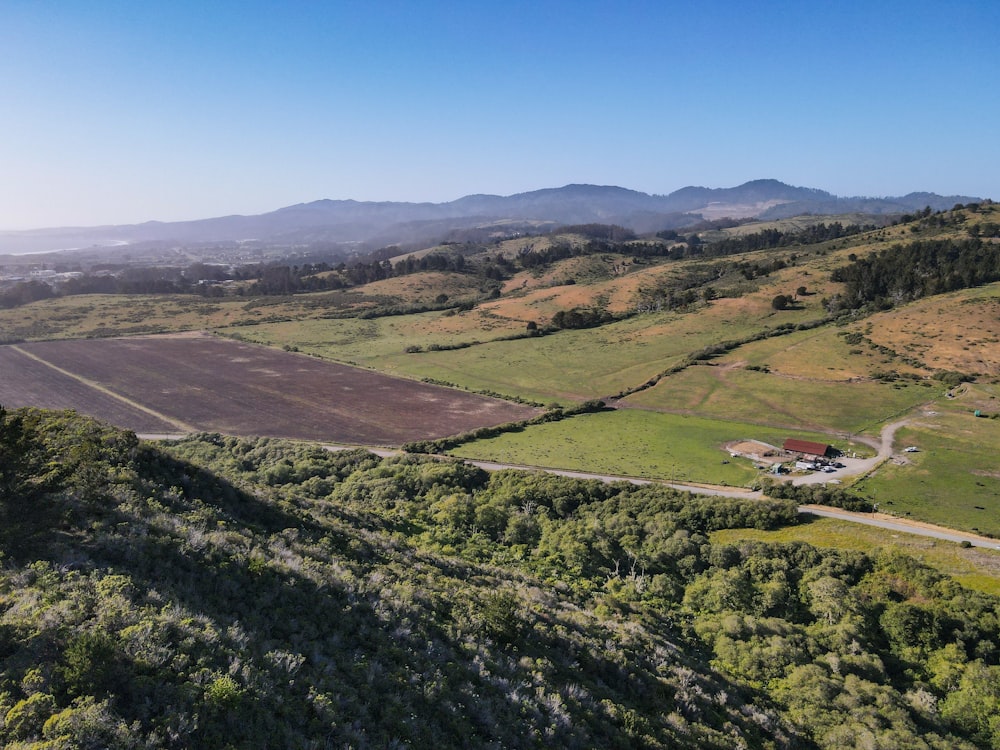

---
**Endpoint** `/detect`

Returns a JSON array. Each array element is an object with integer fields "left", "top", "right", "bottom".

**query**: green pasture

[
  {"left": 218, "top": 310, "right": 525, "bottom": 370},
  {"left": 448, "top": 408, "right": 862, "bottom": 487},
  {"left": 711, "top": 518, "right": 1000, "bottom": 596},
  {"left": 235, "top": 306, "right": 774, "bottom": 404},
  {"left": 374, "top": 305, "right": 810, "bottom": 403},
  {"left": 624, "top": 363, "right": 938, "bottom": 435},
  {"left": 853, "top": 419, "right": 1000, "bottom": 538},
  {"left": 713, "top": 323, "right": 927, "bottom": 380}
]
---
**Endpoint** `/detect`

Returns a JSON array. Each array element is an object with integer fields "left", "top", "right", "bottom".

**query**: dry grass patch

[
  {"left": 713, "top": 325, "right": 924, "bottom": 381},
  {"left": 491, "top": 261, "right": 667, "bottom": 321},
  {"left": 858, "top": 284, "right": 1000, "bottom": 377},
  {"left": 357, "top": 271, "right": 482, "bottom": 303}
]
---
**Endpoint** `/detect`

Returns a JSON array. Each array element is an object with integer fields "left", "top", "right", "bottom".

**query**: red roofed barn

[{"left": 783, "top": 439, "right": 834, "bottom": 459}]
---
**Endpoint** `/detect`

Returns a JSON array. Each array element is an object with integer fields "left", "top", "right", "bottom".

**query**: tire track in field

[{"left": 11, "top": 345, "right": 197, "bottom": 433}]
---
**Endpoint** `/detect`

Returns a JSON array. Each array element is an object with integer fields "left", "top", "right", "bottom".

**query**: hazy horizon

[
  {"left": 0, "top": 178, "right": 988, "bottom": 239},
  {"left": 2, "top": 1, "right": 998, "bottom": 230}
]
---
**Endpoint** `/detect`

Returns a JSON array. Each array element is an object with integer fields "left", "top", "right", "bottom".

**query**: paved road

[
  {"left": 801, "top": 505, "right": 1000, "bottom": 549},
  {"left": 461, "top": 460, "right": 1000, "bottom": 549}
]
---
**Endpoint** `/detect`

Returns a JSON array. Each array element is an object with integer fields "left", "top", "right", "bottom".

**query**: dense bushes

[
  {"left": 761, "top": 479, "right": 873, "bottom": 512},
  {"left": 402, "top": 399, "right": 608, "bottom": 454},
  {"left": 1, "top": 409, "right": 998, "bottom": 749}
]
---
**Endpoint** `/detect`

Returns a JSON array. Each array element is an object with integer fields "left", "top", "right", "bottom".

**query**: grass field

[
  {"left": 623, "top": 361, "right": 937, "bottom": 435},
  {"left": 220, "top": 309, "right": 528, "bottom": 370},
  {"left": 859, "top": 283, "right": 1000, "bottom": 377},
  {"left": 0, "top": 291, "right": 377, "bottom": 341},
  {"left": 851, "top": 393, "right": 1000, "bottom": 536},
  {"left": 448, "top": 408, "right": 869, "bottom": 487},
  {"left": 0, "top": 273, "right": 483, "bottom": 343},
  {"left": 244, "top": 308, "right": 736, "bottom": 403},
  {"left": 711, "top": 323, "right": 927, "bottom": 380}
]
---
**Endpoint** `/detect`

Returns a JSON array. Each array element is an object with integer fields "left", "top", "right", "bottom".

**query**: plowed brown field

[{"left": 0, "top": 333, "right": 538, "bottom": 444}]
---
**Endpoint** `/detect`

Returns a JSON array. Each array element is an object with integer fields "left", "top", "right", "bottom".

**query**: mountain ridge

[{"left": 0, "top": 180, "right": 982, "bottom": 255}]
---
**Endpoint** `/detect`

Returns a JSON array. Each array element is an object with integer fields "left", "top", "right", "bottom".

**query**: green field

[
  {"left": 852, "top": 416, "right": 1000, "bottom": 537},
  {"left": 711, "top": 517, "right": 1000, "bottom": 596},
  {"left": 239, "top": 309, "right": 748, "bottom": 404},
  {"left": 448, "top": 408, "right": 870, "bottom": 487},
  {"left": 220, "top": 311, "right": 525, "bottom": 368},
  {"left": 624, "top": 361, "right": 937, "bottom": 435}
]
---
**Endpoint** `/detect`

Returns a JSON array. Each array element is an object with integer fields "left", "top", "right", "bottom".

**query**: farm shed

[{"left": 783, "top": 438, "right": 834, "bottom": 459}]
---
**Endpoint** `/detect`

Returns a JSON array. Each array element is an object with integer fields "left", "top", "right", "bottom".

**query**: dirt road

[{"left": 790, "top": 418, "right": 911, "bottom": 486}]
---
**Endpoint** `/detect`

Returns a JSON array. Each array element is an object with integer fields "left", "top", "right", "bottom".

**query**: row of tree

[
  {"left": 829, "top": 238, "right": 1000, "bottom": 311},
  {"left": 704, "top": 222, "right": 876, "bottom": 257}
]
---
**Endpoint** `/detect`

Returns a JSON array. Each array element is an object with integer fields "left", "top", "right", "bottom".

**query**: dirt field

[
  {"left": 0, "top": 333, "right": 538, "bottom": 445},
  {"left": 0, "top": 346, "right": 181, "bottom": 433},
  {"left": 724, "top": 439, "right": 784, "bottom": 463}
]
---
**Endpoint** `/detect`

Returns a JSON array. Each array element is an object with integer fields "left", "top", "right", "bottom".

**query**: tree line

[{"left": 828, "top": 238, "right": 1000, "bottom": 311}]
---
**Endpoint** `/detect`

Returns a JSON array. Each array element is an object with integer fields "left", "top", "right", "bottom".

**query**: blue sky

[{"left": 2, "top": 1, "right": 998, "bottom": 229}]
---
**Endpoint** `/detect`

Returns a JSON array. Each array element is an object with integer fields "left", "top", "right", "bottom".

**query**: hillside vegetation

[{"left": 2, "top": 408, "right": 1000, "bottom": 748}]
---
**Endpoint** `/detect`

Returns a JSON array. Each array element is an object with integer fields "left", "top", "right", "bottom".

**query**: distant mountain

[{"left": 0, "top": 181, "right": 983, "bottom": 255}]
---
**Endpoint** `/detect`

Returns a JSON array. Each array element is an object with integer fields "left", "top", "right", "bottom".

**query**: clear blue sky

[{"left": 2, "top": 0, "right": 998, "bottom": 229}]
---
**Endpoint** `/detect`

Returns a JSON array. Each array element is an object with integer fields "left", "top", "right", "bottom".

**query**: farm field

[
  {"left": 223, "top": 252, "right": 842, "bottom": 404},
  {"left": 337, "top": 303, "right": 831, "bottom": 404},
  {"left": 711, "top": 517, "right": 1000, "bottom": 596},
  {"left": 238, "top": 313, "right": 700, "bottom": 404},
  {"left": 448, "top": 408, "right": 867, "bottom": 486},
  {"left": 0, "top": 334, "right": 538, "bottom": 445},
  {"left": 0, "top": 345, "right": 181, "bottom": 433},
  {"left": 222, "top": 308, "right": 529, "bottom": 371}
]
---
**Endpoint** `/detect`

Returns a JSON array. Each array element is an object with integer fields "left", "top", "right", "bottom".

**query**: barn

[{"left": 783, "top": 438, "right": 834, "bottom": 460}]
